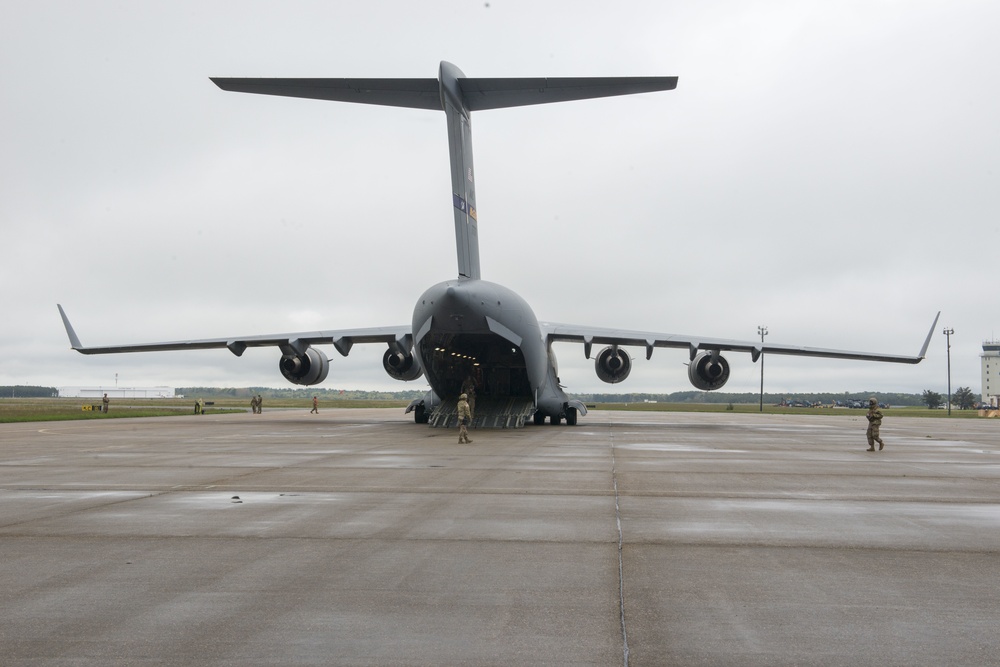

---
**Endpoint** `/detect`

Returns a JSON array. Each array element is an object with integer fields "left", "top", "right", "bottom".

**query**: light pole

[
  {"left": 943, "top": 327, "right": 954, "bottom": 415},
  {"left": 758, "top": 325, "right": 768, "bottom": 412}
]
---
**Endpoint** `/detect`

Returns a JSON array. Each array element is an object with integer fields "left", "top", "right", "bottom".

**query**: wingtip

[
  {"left": 917, "top": 311, "right": 941, "bottom": 360},
  {"left": 56, "top": 304, "right": 84, "bottom": 350}
]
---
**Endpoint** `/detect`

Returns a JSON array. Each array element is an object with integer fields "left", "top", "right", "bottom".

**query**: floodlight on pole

[
  {"left": 758, "top": 325, "right": 768, "bottom": 412},
  {"left": 943, "top": 327, "right": 954, "bottom": 415}
]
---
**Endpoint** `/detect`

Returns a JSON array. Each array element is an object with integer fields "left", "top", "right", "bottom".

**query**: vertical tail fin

[
  {"left": 211, "top": 64, "right": 678, "bottom": 281},
  {"left": 439, "top": 62, "right": 480, "bottom": 279}
]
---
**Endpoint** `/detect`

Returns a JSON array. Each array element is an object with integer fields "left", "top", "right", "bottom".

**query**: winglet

[
  {"left": 916, "top": 311, "right": 941, "bottom": 359},
  {"left": 56, "top": 304, "right": 84, "bottom": 351}
]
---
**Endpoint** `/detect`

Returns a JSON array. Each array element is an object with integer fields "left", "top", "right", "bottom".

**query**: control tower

[{"left": 982, "top": 340, "right": 1000, "bottom": 407}]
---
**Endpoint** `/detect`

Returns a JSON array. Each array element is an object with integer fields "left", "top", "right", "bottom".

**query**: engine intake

[
  {"left": 383, "top": 347, "right": 423, "bottom": 381},
  {"left": 279, "top": 347, "right": 330, "bottom": 386},
  {"left": 687, "top": 350, "right": 730, "bottom": 391},
  {"left": 595, "top": 346, "right": 632, "bottom": 384}
]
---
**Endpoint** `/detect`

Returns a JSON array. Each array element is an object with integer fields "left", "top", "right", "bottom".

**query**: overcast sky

[{"left": 2, "top": 1, "right": 997, "bottom": 396}]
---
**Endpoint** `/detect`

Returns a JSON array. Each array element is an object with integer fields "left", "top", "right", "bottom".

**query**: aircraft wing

[
  {"left": 57, "top": 305, "right": 410, "bottom": 358},
  {"left": 541, "top": 311, "right": 940, "bottom": 364}
]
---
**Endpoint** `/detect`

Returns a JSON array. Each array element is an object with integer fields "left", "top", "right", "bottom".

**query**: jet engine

[
  {"left": 279, "top": 347, "right": 330, "bottom": 386},
  {"left": 687, "top": 350, "right": 731, "bottom": 391},
  {"left": 383, "top": 347, "right": 423, "bottom": 382},
  {"left": 595, "top": 346, "right": 632, "bottom": 384}
]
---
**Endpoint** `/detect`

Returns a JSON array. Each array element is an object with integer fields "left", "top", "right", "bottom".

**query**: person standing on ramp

[{"left": 457, "top": 393, "right": 473, "bottom": 444}]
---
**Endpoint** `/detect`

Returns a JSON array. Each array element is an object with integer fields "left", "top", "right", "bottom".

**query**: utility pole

[
  {"left": 758, "top": 325, "right": 768, "bottom": 412},
  {"left": 943, "top": 327, "right": 954, "bottom": 415}
]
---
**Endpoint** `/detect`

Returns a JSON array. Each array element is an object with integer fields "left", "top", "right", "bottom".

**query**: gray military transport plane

[{"left": 58, "top": 61, "right": 939, "bottom": 428}]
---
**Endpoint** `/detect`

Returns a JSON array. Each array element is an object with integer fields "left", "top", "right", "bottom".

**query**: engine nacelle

[
  {"left": 595, "top": 346, "right": 632, "bottom": 384},
  {"left": 687, "top": 350, "right": 731, "bottom": 391},
  {"left": 383, "top": 347, "right": 423, "bottom": 382},
  {"left": 279, "top": 347, "right": 330, "bottom": 386}
]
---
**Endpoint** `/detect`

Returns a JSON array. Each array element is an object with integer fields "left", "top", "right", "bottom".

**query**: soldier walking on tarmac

[
  {"left": 866, "top": 397, "right": 885, "bottom": 451},
  {"left": 457, "top": 393, "right": 473, "bottom": 444}
]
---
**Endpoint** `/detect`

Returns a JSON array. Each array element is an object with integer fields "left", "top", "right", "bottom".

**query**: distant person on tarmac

[
  {"left": 311, "top": 396, "right": 319, "bottom": 414},
  {"left": 102, "top": 393, "right": 109, "bottom": 413},
  {"left": 457, "top": 393, "right": 473, "bottom": 444},
  {"left": 866, "top": 397, "right": 885, "bottom": 451}
]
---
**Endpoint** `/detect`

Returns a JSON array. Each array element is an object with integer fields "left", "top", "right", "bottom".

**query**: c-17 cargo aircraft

[{"left": 58, "top": 62, "right": 939, "bottom": 428}]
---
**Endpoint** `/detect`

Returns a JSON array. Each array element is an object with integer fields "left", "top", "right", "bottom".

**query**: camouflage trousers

[
  {"left": 866, "top": 424, "right": 884, "bottom": 448},
  {"left": 458, "top": 422, "right": 471, "bottom": 443}
]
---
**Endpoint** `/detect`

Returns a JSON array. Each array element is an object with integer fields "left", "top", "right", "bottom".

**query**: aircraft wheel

[
  {"left": 550, "top": 414, "right": 562, "bottom": 425},
  {"left": 565, "top": 407, "right": 578, "bottom": 426},
  {"left": 533, "top": 411, "right": 546, "bottom": 425},
  {"left": 414, "top": 405, "right": 428, "bottom": 424}
]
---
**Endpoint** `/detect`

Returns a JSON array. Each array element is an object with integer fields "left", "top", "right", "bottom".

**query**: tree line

[
  {"left": 176, "top": 387, "right": 427, "bottom": 401},
  {"left": 1, "top": 386, "right": 58, "bottom": 398},
  {"left": 573, "top": 391, "right": 934, "bottom": 407},
  {"left": 180, "top": 388, "right": 956, "bottom": 406},
  {"left": 920, "top": 387, "right": 981, "bottom": 410},
  {"left": 4, "top": 385, "right": 986, "bottom": 408}
]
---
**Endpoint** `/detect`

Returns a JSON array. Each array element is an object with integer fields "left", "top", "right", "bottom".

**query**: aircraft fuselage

[{"left": 411, "top": 278, "right": 570, "bottom": 421}]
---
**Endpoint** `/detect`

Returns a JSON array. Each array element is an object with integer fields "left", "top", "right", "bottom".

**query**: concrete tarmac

[{"left": 1, "top": 408, "right": 998, "bottom": 666}]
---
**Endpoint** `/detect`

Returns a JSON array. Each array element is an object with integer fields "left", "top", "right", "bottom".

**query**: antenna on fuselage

[{"left": 211, "top": 63, "right": 678, "bottom": 282}]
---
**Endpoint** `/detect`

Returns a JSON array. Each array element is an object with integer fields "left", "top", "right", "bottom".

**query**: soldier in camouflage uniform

[
  {"left": 457, "top": 393, "right": 473, "bottom": 444},
  {"left": 866, "top": 397, "right": 885, "bottom": 451},
  {"left": 461, "top": 375, "right": 477, "bottom": 419}
]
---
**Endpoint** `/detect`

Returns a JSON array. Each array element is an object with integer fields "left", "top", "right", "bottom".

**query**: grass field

[
  {"left": 0, "top": 397, "right": 413, "bottom": 423},
  {"left": 0, "top": 397, "right": 983, "bottom": 423}
]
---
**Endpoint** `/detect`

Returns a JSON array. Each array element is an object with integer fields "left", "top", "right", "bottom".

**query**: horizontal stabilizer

[
  {"left": 458, "top": 76, "right": 678, "bottom": 111},
  {"left": 211, "top": 73, "right": 678, "bottom": 113},
  {"left": 211, "top": 77, "right": 442, "bottom": 110}
]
